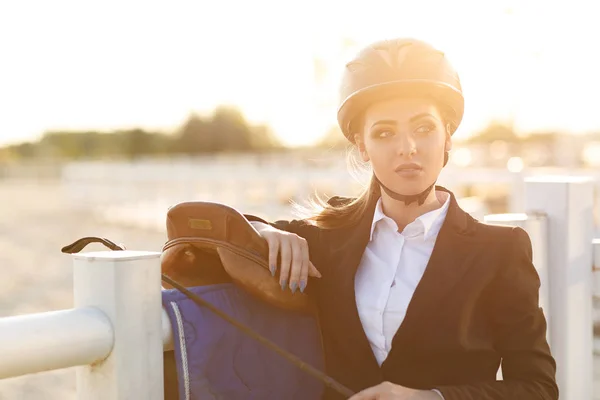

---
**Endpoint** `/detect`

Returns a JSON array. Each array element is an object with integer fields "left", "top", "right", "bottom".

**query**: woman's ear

[
  {"left": 354, "top": 134, "right": 370, "bottom": 162},
  {"left": 445, "top": 124, "right": 453, "bottom": 152}
]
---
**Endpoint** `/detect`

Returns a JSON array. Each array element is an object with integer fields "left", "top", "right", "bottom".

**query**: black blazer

[{"left": 246, "top": 186, "right": 558, "bottom": 400}]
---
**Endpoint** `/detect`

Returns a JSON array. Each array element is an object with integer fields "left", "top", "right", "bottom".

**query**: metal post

[
  {"left": 524, "top": 176, "right": 594, "bottom": 400},
  {"left": 72, "top": 250, "right": 163, "bottom": 400}
]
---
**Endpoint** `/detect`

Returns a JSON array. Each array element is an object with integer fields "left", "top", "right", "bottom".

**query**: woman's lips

[
  {"left": 394, "top": 163, "right": 423, "bottom": 178},
  {"left": 395, "top": 168, "right": 423, "bottom": 178}
]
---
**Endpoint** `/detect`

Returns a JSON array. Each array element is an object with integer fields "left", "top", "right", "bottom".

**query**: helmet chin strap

[
  {"left": 373, "top": 151, "right": 449, "bottom": 206},
  {"left": 374, "top": 175, "right": 435, "bottom": 206}
]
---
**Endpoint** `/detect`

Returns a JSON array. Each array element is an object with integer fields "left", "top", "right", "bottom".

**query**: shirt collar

[{"left": 369, "top": 190, "right": 451, "bottom": 241}]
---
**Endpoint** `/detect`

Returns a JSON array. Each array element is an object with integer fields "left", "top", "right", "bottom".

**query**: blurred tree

[
  {"left": 119, "top": 129, "right": 166, "bottom": 159},
  {"left": 8, "top": 142, "right": 37, "bottom": 158},
  {"left": 0, "top": 146, "right": 18, "bottom": 162},
  {"left": 466, "top": 122, "right": 519, "bottom": 144},
  {"left": 174, "top": 113, "right": 214, "bottom": 154},
  {"left": 315, "top": 125, "right": 348, "bottom": 149},
  {"left": 211, "top": 106, "right": 253, "bottom": 151},
  {"left": 0, "top": 104, "right": 284, "bottom": 158},
  {"left": 250, "top": 124, "right": 283, "bottom": 151},
  {"left": 174, "top": 106, "right": 283, "bottom": 153}
]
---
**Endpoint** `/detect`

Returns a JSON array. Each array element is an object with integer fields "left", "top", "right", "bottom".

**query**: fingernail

[
  {"left": 270, "top": 265, "right": 276, "bottom": 276},
  {"left": 280, "top": 279, "right": 287, "bottom": 291},
  {"left": 299, "top": 280, "right": 307, "bottom": 293},
  {"left": 290, "top": 282, "right": 297, "bottom": 294}
]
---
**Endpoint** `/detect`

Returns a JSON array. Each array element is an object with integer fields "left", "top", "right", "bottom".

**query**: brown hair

[{"left": 290, "top": 145, "right": 381, "bottom": 230}]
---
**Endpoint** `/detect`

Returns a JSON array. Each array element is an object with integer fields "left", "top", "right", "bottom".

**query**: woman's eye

[
  {"left": 415, "top": 124, "right": 435, "bottom": 134},
  {"left": 375, "top": 129, "right": 394, "bottom": 138}
]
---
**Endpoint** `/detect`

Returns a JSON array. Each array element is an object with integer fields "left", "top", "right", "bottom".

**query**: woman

[{"left": 245, "top": 38, "right": 558, "bottom": 399}]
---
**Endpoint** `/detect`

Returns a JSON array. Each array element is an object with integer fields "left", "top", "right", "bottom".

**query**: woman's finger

[
  {"left": 278, "top": 237, "right": 292, "bottom": 290},
  {"left": 298, "top": 239, "right": 311, "bottom": 292},
  {"left": 308, "top": 261, "right": 322, "bottom": 278},
  {"left": 265, "top": 235, "right": 280, "bottom": 277},
  {"left": 287, "top": 236, "right": 306, "bottom": 293}
]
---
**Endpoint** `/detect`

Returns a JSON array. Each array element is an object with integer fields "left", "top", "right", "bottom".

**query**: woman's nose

[{"left": 396, "top": 135, "right": 417, "bottom": 157}]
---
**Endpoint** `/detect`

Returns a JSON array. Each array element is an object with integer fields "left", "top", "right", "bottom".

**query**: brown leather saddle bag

[
  {"left": 161, "top": 201, "right": 313, "bottom": 313},
  {"left": 61, "top": 201, "right": 313, "bottom": 312}
]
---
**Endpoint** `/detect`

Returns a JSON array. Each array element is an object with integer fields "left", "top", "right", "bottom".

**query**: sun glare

[{"left": 0, "top": 1, "right": 599, "bottom": 147}]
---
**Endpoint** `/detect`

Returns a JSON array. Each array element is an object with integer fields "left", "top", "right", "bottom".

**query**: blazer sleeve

[
  {"left": 434, "top": 226, "right": 558, "bottom": 400},
  {"left": 242, "top": 213, "right": 326, "bottom": 269},
  {"left": 243, "top": 213, "right": 319, "bottom": 242},
  {"left": 242, "top": 195, "right": 353, "bottom": 268}
]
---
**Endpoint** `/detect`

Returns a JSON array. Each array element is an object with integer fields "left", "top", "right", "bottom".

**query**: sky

[{"left": 1, "top": 0, "right": 599, "bottom": 147}]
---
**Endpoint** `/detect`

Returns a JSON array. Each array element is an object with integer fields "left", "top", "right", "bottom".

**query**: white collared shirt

[{"left": 354, "top": 190, "right": 451, "bottom": 366}]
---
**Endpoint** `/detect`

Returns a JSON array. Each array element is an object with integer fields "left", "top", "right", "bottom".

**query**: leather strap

[{"left": 61, "top": 237, "right": 126, "bottom": 253}]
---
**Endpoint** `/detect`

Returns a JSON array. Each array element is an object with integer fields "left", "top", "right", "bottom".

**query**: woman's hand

[
  {"left": 348, "top": 382, "right": 442, "bottom": 400},
  {"left": 251, "top": 222, "right": 321, "bottom": 293}
]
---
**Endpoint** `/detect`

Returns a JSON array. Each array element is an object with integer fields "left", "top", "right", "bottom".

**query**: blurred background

[{"left": 1, "top": 0, "right": 600, "bottom": 398}]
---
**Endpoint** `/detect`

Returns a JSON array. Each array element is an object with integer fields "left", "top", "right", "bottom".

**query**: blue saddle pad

[{"left": 162, "top": 283, "right": 325, "bottom": 400}]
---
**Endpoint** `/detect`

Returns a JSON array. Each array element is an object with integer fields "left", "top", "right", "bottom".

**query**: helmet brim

[{"left": 337, "top": 79, "right": 464, "bottom": 142}]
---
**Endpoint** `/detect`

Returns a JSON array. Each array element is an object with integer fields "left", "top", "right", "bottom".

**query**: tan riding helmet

[{"left": 337, "top": 38, "right": 464, "bottom": 142}]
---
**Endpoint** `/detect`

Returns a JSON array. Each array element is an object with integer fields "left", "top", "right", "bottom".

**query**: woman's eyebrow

[{"left": 370, "top": 113, "right": 436, "bottom": 128}]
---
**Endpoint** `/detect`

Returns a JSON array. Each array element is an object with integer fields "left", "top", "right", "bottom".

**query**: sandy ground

[
  {"left": 1, "top": 179, "right": 600, "bottom": 399},
  {"left": 0, "top": 180, "right": 167, "bottom": 400}
]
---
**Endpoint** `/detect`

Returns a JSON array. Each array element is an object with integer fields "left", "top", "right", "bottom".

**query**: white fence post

[
  {"left": 594, "top": 238, "right": 600, "bottom": 301},
  {"left": 524, "top": 176, "right": 595, "bottom": 400},
  {"left": 72, "top": 250, "right": 163, "bottom": 400},
  {"left": 594, "top": 238, "right": 600, "bottom": 351}
]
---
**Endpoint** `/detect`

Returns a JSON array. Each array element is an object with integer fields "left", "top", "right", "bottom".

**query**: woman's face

[{"left": 355, "top": 97, "right": 451, "bottom": 196}]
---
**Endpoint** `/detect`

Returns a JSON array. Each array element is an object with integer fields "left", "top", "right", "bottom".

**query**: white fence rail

[
  {"left": 58, "top": 157, "right": 600, "bottom": 229},
  {"left": 0, "top": 307, "right": 113, "bottom": 379},
  {"left": 0, "top": 306, "right": 174, "bottom": 381},
  {"left": 0, "top": 251, "right": 173, "bottom": 399},
  {"left": 0, "top": 175, "right": 599, "bottom": 399}
]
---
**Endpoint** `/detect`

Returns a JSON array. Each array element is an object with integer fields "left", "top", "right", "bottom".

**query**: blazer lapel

[
  {"left": 325, "top": 187, "right": 478, "bottom": 373},
  {"left": 387, "top": 187, "right": 479, "bottom": 350},
  {"left": 328, "top": 196, "right": 382, "bottom": 373}
]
